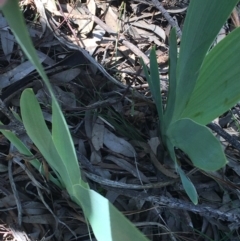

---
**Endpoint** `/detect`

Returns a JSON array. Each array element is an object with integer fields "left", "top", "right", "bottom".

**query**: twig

[
  {"left": 207, "top": 122, "right": 240, "bottom": 152},
  {"left": 104, "top": 186, "right": 240, "bottom": 229},
  {"left": 84, "top": 171, "right": 177, "bottom": 189},
  {"left": 81, "top": 5, "right": 150, "bottom": 64},
  {"left": 150, "top": 0, "right": 182, "bottom": 38}
]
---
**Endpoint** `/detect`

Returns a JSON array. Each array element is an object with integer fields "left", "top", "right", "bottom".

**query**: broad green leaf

[
  {"left": 20, "top": 89, "right": 70, "bottom": 189},
  {"left": 164, "top": 28, "right": 178, "bottom": 126},
  {"left": 141, "top": 48, "right": 163, "bottom": 130},
  {"left": 181, "top": 27, "right": 240, "bottom": 125},
  {"left": 0, "top": 126, "right": 62, "bottom": 187},
  {"left": 172, "top": 0, "right": 238, "bottom": 121},
  {"left": 73, "top": 185, "right": 149, "bottom": 241},
  {"left": 167, "top": 118, "right": 227, "bottom": 171},
  {"left": 177, "top": 167, "right": 198, "bottom": 204},
  {"left": 52, "top": 101, "right": 88, "bottom": 189}
]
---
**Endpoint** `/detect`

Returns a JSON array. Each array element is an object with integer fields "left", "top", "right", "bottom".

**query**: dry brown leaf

[
  {"left": 104, "top": 6, "right": 119, "bottom": 31},
  {"left": 103, "top": 128, "right": 136, "bottom": 157},
  {"left": 131, "top": 20, "right": 166, "bottom": 41},
  {"left": 92, "top": 118, "right": 104, "bottom": 151},
  {"left": 51, "top": 68, "right": 81, "bottom": 82},
  {"left": 0, "top": 30, "right": 14, "bottom": 62},
  {"left": 75, "top": 0, "right": 96, "bottom": 34},
  {"left": 36, "top": 86, "right": 76, "bottom": 108},
  {"left": 105, "top": 154, "right": 149, "bottom": 183}
]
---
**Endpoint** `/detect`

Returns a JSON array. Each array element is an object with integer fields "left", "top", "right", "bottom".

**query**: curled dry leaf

[
  {"left": 0, "top": 163, "right": 7, "bottom": 172},
  {"left": 105, "top": 177, "right": 127, "bottom": 203},
  {"left": 82, "top": 24, "right": 105, "bottom": 55},
  {"left": 131, "top": 20, "right": 166, "bottom": 41},
  {"left": 92, "top": 118, "right": 104, "bottom": 151},
  {"left": 105, "top": 155, "right": 150, "bottom": 183},
  {"left": 198, "top": 190, "right": 221, "bottom": 202},
  {"left": 0, "top": 29, "right": 14, "bottom": 62},
  {"left": 0, "top": 194, "right": 18, "bottom": 207},
  {"left": 75, "top": 0, "right": 96, "bottom": 34},
  {"left": 0, "top": 52, "right": 47, "bottom": 88},
  {"left": 36, "top": 86, "right": 76, "bottom": 108},
  {"left": 103, "top": 128, "right": 136, "bottom": 157},
  {"left": 90, "top": 150, "right": 102, "bottom": 164},
  {"left": 104, "top": 6, "right": 119, "bottom": 32},
  {"left": 51, "top": 68, "right": 81, "bottom": 83},
  {"left": 227, "top": 157, "right": 240, "bottom": 177}
]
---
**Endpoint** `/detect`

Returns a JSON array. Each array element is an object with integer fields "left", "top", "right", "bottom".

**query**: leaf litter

[{"left": 1, "top": 0, "right": 240, "bottom": 240}]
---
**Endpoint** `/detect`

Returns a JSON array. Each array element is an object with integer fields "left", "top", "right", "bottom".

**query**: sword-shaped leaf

[
  {"left": 181, "top": 27, "right": 240, "bottom": 125},
  {"left": 141, "top": 48, "right": 163, "bottom": 129},
  {"left": 172, "top": 0, "right": 239, "bottom": 121},
  {"left": 164, "top": 28, "right": 178, "bottom": 124}
]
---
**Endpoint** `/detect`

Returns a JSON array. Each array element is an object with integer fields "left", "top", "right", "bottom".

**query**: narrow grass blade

[
  {"left": 164, "top": 28, "right": 178, "bottom": 125},
  {"left": 165, "top": 128, "right": 198, "bottom": 204},
  {"left": 141, "top": 48, "right": 163, "bottom": 134},
  {"left": 167, "top": 118, "right": 227, "bottom": 171},
  {"left": 178, "top": 167, "right": 198, "bottom": 204},
  {"left": 149, "top": 48, "right": 163, "bottom": 122},
  {"left": 181, "top": 27, "right": 240, "bottom": 125},
  {"left": 0, "top": 126, "right": 62, "bottom": 187},
  {"left": 52, "top": 101, "right": 89, "bottom": 189},
  {"left": 172, "top": 0, "right": 238, "bottom": 121}
]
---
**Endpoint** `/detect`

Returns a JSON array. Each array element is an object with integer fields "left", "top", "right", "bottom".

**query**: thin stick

[
  {"left": 207, "top": 123, "right": 240, "bottom": 152},
  {"left": 150, "top": 0, "right": 182, "bottom": 38}
]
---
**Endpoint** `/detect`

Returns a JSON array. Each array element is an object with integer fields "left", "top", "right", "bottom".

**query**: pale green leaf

[
  {"left": 165, "top": 139, "right": 198, "bottom": 204},
  {"left": 73, "top": 185, "right": 149, "bottom": 241},
  {"left": 141, "top": 48, "right": 163, "bottom": 125},
  {"left": 2, "top": 0, "right": 85, "bottom": 192},
  {"left": 20, "top": 89, "right": 69, "bottom": 189},
  {"left": 178, "top": 167, "right": 198, "bottom": 204},
  {"left": 0, "top": 125, "right": 62, "bottom": 187},
  {"left": 172, "top": 0, "right": 238, "bottom": 121},
  {"left": 181, "top": 27, "right": 240, "bottom": 125},
  {"left": 52, "top": 101, "right": 88, "bottom": 189},
  {"left": 167, "top": 118, "right": 227, "bottom": 171}
]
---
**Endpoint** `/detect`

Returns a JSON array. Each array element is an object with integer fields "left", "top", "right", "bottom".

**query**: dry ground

[{"left": 1, "top": 0, "right": 240, "bottom": 240}]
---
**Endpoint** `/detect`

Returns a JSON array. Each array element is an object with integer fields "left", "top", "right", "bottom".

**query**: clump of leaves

[
  {"left": 142, "top": 0, "right": 240, "bottom": 204},
  {"left": 0, "top": 1, "right": 149, "bottom": 241}
]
